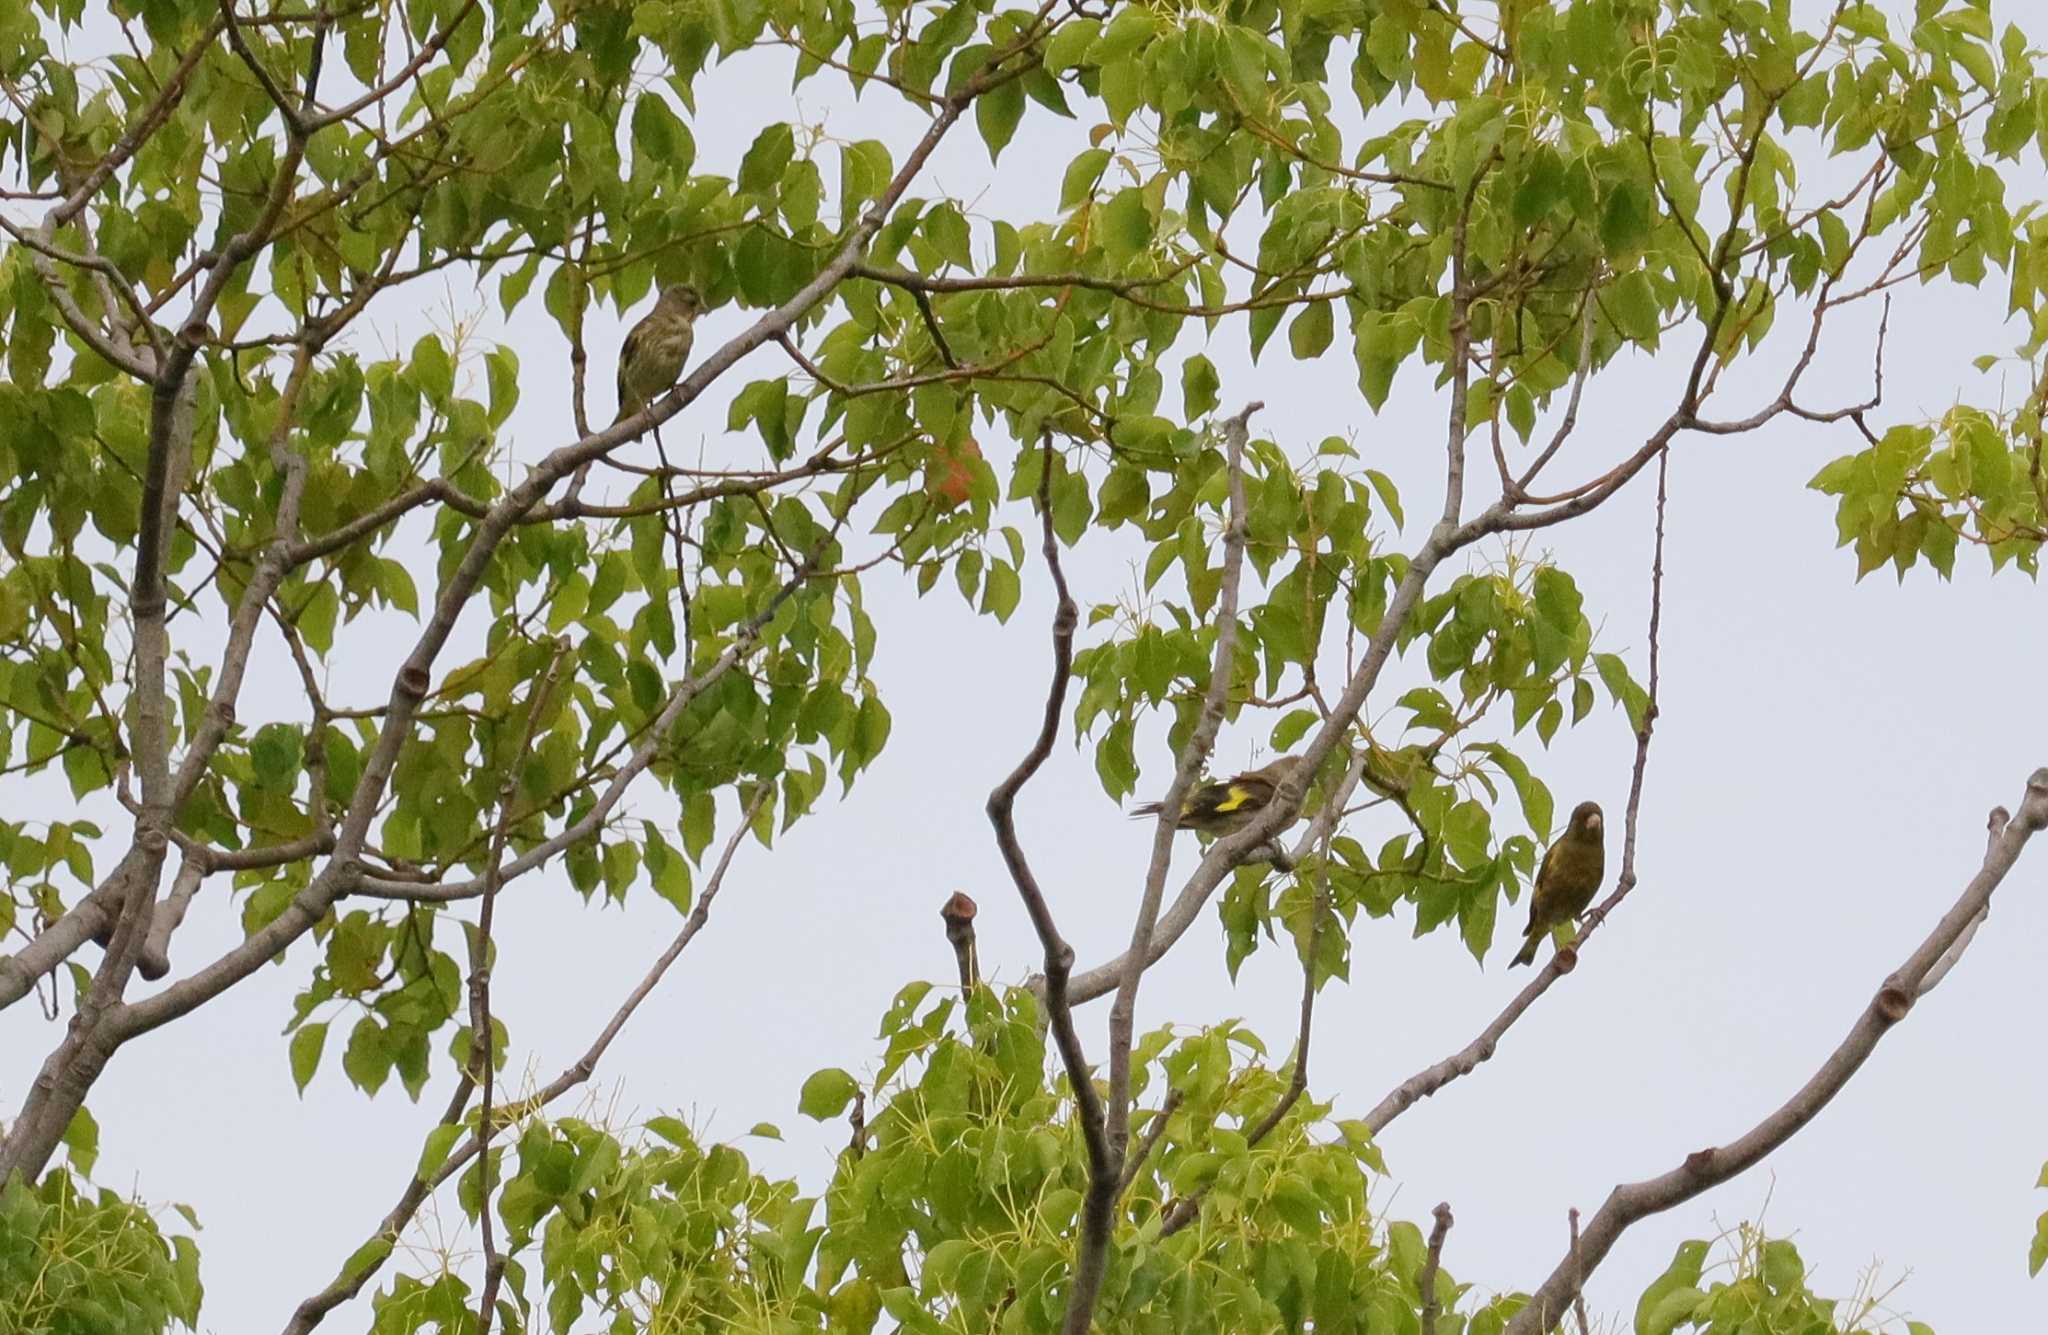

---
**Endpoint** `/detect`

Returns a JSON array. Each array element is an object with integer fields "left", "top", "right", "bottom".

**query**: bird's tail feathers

[
  {"left": 1508, "top": 933, "right": 1540, "bottom": 968},
  {"left": 1128, "top": 802, "right": 1165, "bottom": 819}
]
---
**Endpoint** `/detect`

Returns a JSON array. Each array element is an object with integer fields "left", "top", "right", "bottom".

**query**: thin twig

[
  {"left": 1117, "top": 1087, "right": 1184, "bottom": 1196},
  {"left": 1920, "top": 804, "right": 2005, "bottom": 995}
]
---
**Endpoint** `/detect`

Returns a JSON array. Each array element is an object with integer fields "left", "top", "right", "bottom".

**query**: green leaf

[
  {"left": 1101, "top": 188, "right": 1153, "bottom": 261},
  {"left": 1478, "top": 743, "right": 1553, "bottom": 838},
  {"left": 798, "top": 1067, "right": 859, "bottom": 1120},
  {"left": 340, "top": 1236, "right": 394, "bottom": 1284},
  {"left": 1640, "top": 1286, "right": 1705, "bottom": 1335},
  {"left": 60, "top": 1105, "right": 99, "bottom": 1176},
  {"left": 1182, "top": 354, "right": 1220, "bottom": 419},
  {"left": 1594, "top": 652, "right": 1651, "bottom": 733},
  {"left": 1061, "top": 149, "right": 1111, "bottom": 210},
  {"left": 976, "top": 79, "right": 1025, "bottom": 160},
  {"left": 1288, "top": 302, "right": 1334, "bottom": 359},
  {"left": 289, "top": 1021, "right": 329, "bottom": 1094},
  {"left": 416, "top": 1121, "right": 464, "bottom": 1178}
]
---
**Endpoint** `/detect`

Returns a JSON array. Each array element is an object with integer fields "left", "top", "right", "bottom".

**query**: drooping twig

[
  {"left": 1500, "top": 767, "right": 2048, "bottom": 1334},
  {"left": 1361, "top": 448, "right": 1671, "bottom": 1133},
  {"left": 1419, "top": 1202, "right": 1454, "bottom": 1335},
  {"left": 983, "top": 434, "right": 1113, "bottom": 1335},
  {"left": 941, "top": 892, "right": 980, "bottom": 993},
  {"left": 136, "top": 852, "right": 204, "bottom": 982}
]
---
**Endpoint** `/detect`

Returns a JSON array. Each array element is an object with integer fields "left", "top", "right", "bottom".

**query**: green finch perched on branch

[
  {"left": 613, "top": 284, "right": 706, "bottom": 427},
  {"left": 1130, "top": 756, "right": 1301, "bottom": 836},
  {"left": 1508, "top": 799, "right": 1606, "bottom": 968}
]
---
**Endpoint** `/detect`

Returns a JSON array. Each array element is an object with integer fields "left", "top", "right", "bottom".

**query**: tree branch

[
  {"left": 940, "top": 892, "right": 979, "bottom": 993},
  {"left": 1111, "top": 398, "right": 1261, "bottom": 1158},
  {"left": 1363, "top": 449, "right": 1670, "bottom": 1133},
  {"left": 1500, "top": 767, "right": 2048, "bottom": 1334},
  {"left": 1419, "top": 1202, "right": 1454, "bottom": 1335},
  {"left": 983, "top": 435, "right": 1112, "bottom": 1335}
]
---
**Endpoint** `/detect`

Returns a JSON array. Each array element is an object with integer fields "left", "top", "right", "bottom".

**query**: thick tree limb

[{"left": 1500, "top": 767, "right": 2048, "bottom": 1335}]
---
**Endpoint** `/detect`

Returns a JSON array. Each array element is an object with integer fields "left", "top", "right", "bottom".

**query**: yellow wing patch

[{"left": 1213, "top": 785, "right": 1254, "bottom": 813}]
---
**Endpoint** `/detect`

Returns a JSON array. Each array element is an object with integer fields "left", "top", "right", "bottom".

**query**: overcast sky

[{"left": 6, "top": 6, "right": 2048, "bottom": 1332}]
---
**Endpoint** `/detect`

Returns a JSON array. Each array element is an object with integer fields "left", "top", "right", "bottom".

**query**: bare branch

[
  {"left": 983, "top": 435, "right": 1113, "bottom": 1335},
  {"left": 0, "top": 853, "right": 142, "bottom": 1010},
  {"left": 1568, "top": 1208, "right": 1591, "bottom": 1335},
  {"left": 136, "top": 854, "right": 205, "bottom": 982},
  {"left": 1500, "top": 766, "right": 2048, "bottom": 1334}
]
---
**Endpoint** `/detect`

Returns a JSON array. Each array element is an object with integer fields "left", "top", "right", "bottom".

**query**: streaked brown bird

[
  {"left": 612, "top": 284, "right": 705, "bottom": 427},
  {"left": 1130, "top": 756, "right": 1300, "bottom": 836},
  {"left": 1509, "top": 799, "right": 1606, "bottom": 968}
]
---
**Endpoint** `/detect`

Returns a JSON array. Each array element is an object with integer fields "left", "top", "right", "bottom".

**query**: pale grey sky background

[{"left": 5, "top": 4, "right": 2047, "bottom": 1331}]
